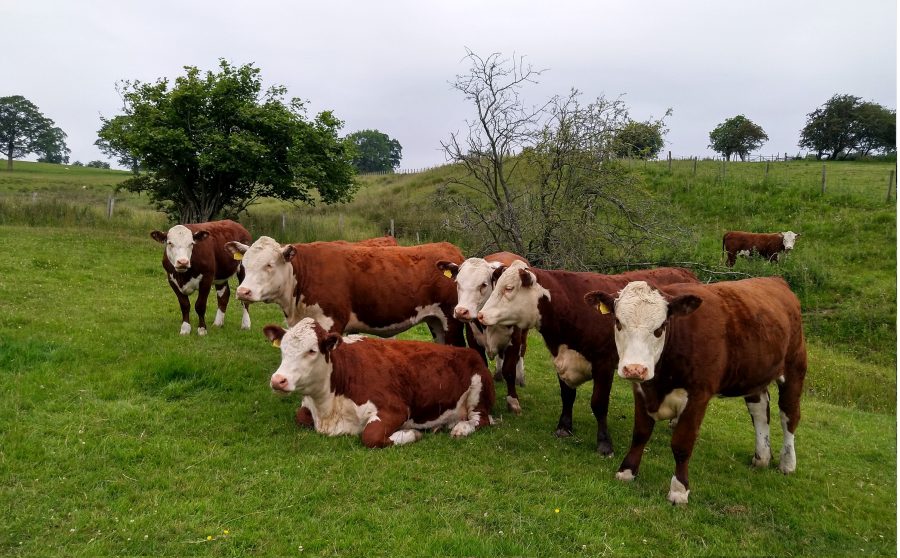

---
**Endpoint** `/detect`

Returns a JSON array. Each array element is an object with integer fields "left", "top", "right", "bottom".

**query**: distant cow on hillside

[
  {"left": 585, "top": 278, "right": 807, "bottom": 505},
  {"left": 150, "top": 220, "right": 252, "bottom": 335},
  {"left": 265, "top": 318, "right": 495, "bottom": 448},
  {"left": 723, "top": 231, "right": 800, "bottom": 267}
]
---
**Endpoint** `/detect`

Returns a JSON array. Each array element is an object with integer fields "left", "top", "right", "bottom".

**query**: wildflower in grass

[
  {"left": 207, "top": 535, "right": 213, "bottom": 541},
  {"left": 554, "top": 508, "right": 560, "bottom": 514}
]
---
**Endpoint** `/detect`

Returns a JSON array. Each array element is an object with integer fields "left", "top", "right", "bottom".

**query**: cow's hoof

[
  {"left": 506, "top": 396, "right": 522, "bottom": 415},
  {"left": 751, "top": 453, "right": 771, "bottom": 468},
  {"left": 615, "top": 469, "right": 635, "bottom": 482},
  {"left": 596, "top": 443, "right": 614, "bottom": 457},
  {"left": 451, "top": 421, "right": 476, "bottom": 438},
  {"left": 667, "top": 476, "right": 690, "bottom": 505},
  {"left": 554, "top": 427, "right": 573, "bottom": 438},
  {"left": 179, "top": 322, "right": 191, "bottom": 335},
  {"left": 197, "top": 327, "right": 208, "bottom": 336},
  {"left": 492, "top": 370, "right": 504, "bottom": 382}
]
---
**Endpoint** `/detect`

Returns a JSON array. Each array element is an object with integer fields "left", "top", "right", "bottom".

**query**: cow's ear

[
  {"left": 491, "top": 265, "right": 507, "bottom": 285},
  {"left": 224, "top": 241, "right": 249, "bottom": 257},
  {"left": 282, "top": 245, "right": 296, "bottom": 262},
  {"left": 150, "top": 230, "right": 167, "bottom": 243},
  {"left": 518, "top": 268, "right": 534, "bottom": 288},
  {"left": 193, "top": 230, "right": 210, "bottom": 242},
  {"left": 584, "top": 290, "right": 616, "bottom": 316},
  {"left": 667, "top": 295, "right": 702, "bottom": 318},
  {"left": 320, "top": 332, "right": 341, "bottom": 363},
  {"left": 436, "top": 260, "right": 460, "bottom": 280},
  {"left": 263, "top": 324, "right": 287, "bottom": 348}
]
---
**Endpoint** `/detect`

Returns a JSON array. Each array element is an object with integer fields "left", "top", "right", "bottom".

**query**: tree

[
  {"left": 97, "top": 60, "right": 357, "bottom": 223},
  {"left": 853, "top": 101, "right": 896, "bottom": 157},
  {"left": 798, "top": 94, "right": 862, "bottom": 160},
  {"left": 708, "top": 115, "right": 768, "bottom": 161},
  {"left": 611, "top": 114, "right": 670, "bottom": 159},
  {"left": 346, "top": 129, "right": 402, "bottom": 172},
  {"left": 440, "top": 50, "right": 681, "bottom": 268},
  {"left": 0, "top": 95, "right": 62, "bottom": 170},
  {"left": 86, "top": 160, "right": 111, "bottom": 169},
  {"left": 35, "top": 126, "right": 71, "bottom": 164}
]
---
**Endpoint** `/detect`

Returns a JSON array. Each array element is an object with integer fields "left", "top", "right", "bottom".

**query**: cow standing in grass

[
  {"left": 476, "top": 261, "right": 699, "bottom": 455},
  {"left": 585, "top": 278, "right": 807, "bottom": 505},
  {"left": 265, "top": 318, "right": 495, "bottom": 448},
  {"left": 437, "top": 252, "right": 530, "bottom": 414},
  {"left": 723, "top": 231, "right": 800, "bottom": 267},
  {"left": 150, "top": 219, "right": 252, "bottom": 336}
]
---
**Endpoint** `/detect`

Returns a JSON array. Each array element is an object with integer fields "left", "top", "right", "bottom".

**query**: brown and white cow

[
  {"left": 437, "top": 252, "right": 530, "bottom": 415},
  {"left": 585, "top": 278, "right": 807, "bottom": 505},
  {"left": 723, "top": 231, "right": 800, "bottom": 267},
  {"left": 477, "top": 261, "right": 699, "bottom": 455},
  {"left": 264, "top": 318, "right": 495, "bottom": 447},
  {"left": 150, "top": 219, "right": 252, "bottom": 335},
  {"left": 227, "top": 237, "right": 467, "bottom": 345}
]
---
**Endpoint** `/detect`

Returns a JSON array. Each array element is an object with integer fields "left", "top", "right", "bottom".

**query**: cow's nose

[
  {"left": 621, "top": 364, "right": 648, "bottom": 381},
  {"left": 454, "top": 307, "right": 471, "bottom": 320},
  {"left": 176, "top": 258, "right": 190, "bottom": 268},
  {"left": 236, "top": 286, "right": 252, "bottom": 300},
  {"left": 271, "top": 374, "right": 289, "bottom": 391},
  {"left": 476, "top": 311, "right": 485, "bottom": 323}
]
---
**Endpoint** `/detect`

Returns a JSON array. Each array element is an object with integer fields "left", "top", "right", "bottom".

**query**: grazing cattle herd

[{"left": 151, "top": 220, "right": 807, "bottom": 505}]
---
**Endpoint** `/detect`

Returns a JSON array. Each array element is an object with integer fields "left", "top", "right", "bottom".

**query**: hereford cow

[
  {"left": 723, "top": 231, "right": 800, "bottom": 267},
  {"left": 150, "top": 220, "right": 252, "bottom": 335},
  {"left": 477, "top": 261, "right": 699, "bottom": 455},
  {"left": 264, "top": 318, "right": 495, "bottom": 447},
  {"left": 585, "top": 278, "right": 807, "bottom": 505},
  {"left": 226, "top": 237, "right": 467, "bottom": 345},
  {"left": 437, "top": 252, "right": 530, "bottom": 415}
]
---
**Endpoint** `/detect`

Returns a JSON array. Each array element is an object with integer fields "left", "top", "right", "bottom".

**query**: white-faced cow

[
  {"left": 264, "top": 318, "right": 494, "bottom": 447},
  {"left": 436, "top": 252, "right": 530, "bottom": 415},
  {"left": 227, "top": 237, "right": 467, "bottom": 345},
  {"left": 150, "top": 220, "right": 252, "bottom": 335},
  {"left": 723, "top": 231, "right": 800, "bottom": 267},
  {"left": 477, "top": 261, "right": 699, "bottom": 455},
  {"left": 585, "top": 278, "right": 807, "bottom": 505}
]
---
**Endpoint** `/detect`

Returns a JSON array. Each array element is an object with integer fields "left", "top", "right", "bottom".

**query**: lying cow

[
  {"left": 477, "top": 261, "right": 698, "bottom": 455},
  {"left": 437, "top": 252, "right": 530, "bottom": 415},
  {"left": 150, "top": 219, "right": 252, "bottom": 335},
  {"left": 723, "top": 231, "right": 800, "bottom": 267},
  {"left": 585, "top": 278, "right": 807, "bottom": 505},
  {"left": 264, "top": 318, "right": 495, "bottom": 447},
  {"left": 227, "top": 237, "right": 467, "bottom": 345}
]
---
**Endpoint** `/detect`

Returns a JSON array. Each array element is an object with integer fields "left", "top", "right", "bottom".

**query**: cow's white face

[
  {"left": 266, "top": 318, "right": 337, "bottom": 393},
  {"left": 453, "top": 258, "right": 502, "bottom": 321},
  {"left": 478, "top": 261, "right": 549, "bottom": 329},
  {"left": 153, "top": 225, "right": 208, "bottom": 272},
  {"left": 781, "top": 231, "right": 799, "bottom": 250},
  {"left": 230, "top": 236, "right": 295, "bottom": 303}
]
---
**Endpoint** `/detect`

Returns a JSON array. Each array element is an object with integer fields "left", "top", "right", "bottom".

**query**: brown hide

[
  {"left": 722, "top": 231, "right": 786, "bottom": 266},
  {"left": 290, "top": 241, "right": 466, "bottom": 342},
  {"left": 485, "top": 251, "right": 530, "bottom": 268}
]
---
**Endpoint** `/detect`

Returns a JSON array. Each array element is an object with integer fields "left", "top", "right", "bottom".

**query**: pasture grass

[{"left": 0, "top": 225, "right": 896, "bottom": 557}]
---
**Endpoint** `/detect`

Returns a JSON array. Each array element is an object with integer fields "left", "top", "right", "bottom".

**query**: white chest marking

[
  {"left": 304, "top": 394, "right": 379, "bottom": 436},
  {"left": 553, "top": 344, "right": 593, "bottom": 388},
  {"left": 170, "top": 273, "right": 203, "bottom": 295},
  {"left": 345, "top": 303, "right": 447, "bottom": 337},
  {"left": 649, "top": 388, "right": 689, "bottom": 421},
  {"left": 291, "top": 295, "right": 336, "bottom": 330}
]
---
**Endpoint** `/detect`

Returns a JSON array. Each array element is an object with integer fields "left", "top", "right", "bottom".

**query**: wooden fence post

[
  {"left": 281, "top": 213, "right": 286, "bottom": 236},
  {"left": 765, "top": 161, "right": 770, "bottom": 181},
  {"left": 821, "top": 165, "right": 826, "bottom": 195},
  {"left": 667, "top": 151, "right": 672, "bottom": 172},
  {"left": 887, "top": 170, "right": 895, "bottom": 202},
  {"left": 390, "top": 219, "right": 395, "bottom": 238},
  {"left": 106, "top": 196, "right": 115, "bottom": 218},
  {"left": 692, "top": 157, "right": 697, "bottom": 176}
]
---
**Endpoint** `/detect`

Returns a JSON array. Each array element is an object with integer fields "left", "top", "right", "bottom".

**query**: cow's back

[
  {"left": 185, "top": 220, "right": 252, "bottom": 279},
  {"left": 485, "top": 251, "right": 530, "bottom": 267}
]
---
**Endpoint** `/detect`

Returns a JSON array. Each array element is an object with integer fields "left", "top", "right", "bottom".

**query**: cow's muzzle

[
  {"left": 271, "top": 374, "right": 290, "bottom": 392},
  {"left": 620, "top": 364, "right": 649, "bottom": 382}
]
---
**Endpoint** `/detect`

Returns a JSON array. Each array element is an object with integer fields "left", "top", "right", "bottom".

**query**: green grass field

[{"left": 0, "top": 161, "right": 895, "bottom": 556}]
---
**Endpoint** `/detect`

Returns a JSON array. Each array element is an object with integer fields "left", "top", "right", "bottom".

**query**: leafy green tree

[
  {"left": 612, "top": 114, "right": 669, "bottom": 159},
  {"left": 0, "top": 95, "right": 61, "bottom": 170},
  {"left": 708, "top": 115, "right": 768, "bottom": 161},
  {"left": 86, "top": 160, "right": 111, "bottom": 169},
  {"left": 35, "top": 126, "right": 70, "bottom": 164},
  {"left": 97, "top": 60, "right": 357, "bottom": 223},
  {"left": 799, "top": 94, "right": 862, "bottom": 160},
  {"left": 346, "top": 129, "right": 402, "bottom": 172},
  {"left": 854, "top": 101, "right": 896, "bottom": 157}
]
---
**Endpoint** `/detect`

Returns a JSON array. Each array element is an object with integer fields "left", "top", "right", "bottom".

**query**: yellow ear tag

[
  {"left": 443, "top": 269, "right": 453, "bottom": 278},
  {"left": 233, "top": 252, "right": 243, "bottom": 261},
  {"left": 597, "top": 302, "right": 610, "bottom": 315},
  {"left": 272, "top": 338, "right": 281, "bottom": 348}
]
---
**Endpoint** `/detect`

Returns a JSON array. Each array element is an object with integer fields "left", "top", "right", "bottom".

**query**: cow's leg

[
  {"left": 590, "top": 366, "right": 615, "bottom": 456},
  {"left": 726, "top": 251, "right": 736, "bottom": 267},
  {"left": 361, "top": 412, "right": 420, "bottom": 448},
  {"left": 499, "top": 342, "right": 521, "bottom": 415},
  {"left": 213, "top": 280, "right": 230, "bottom": 327},
  {"left": 237, "top": 265, "right": 251, "bottom": 330},
  {"left": 554, "top": 377, "right": 577, "bottom": 437},
  {"left": 443, "top": 316, "right": 467, "bottom": 347},
  {"left": 167, "top": 278, "right": 192, "bottom": 335},
  {"left": 451, "top": 374, "right": 492, "bottom": 437},
  {"left": 515, "top": 328, "right": 527, "bottom": 387},
  {"left": 295, "top": 406, "right": 315, "bottom": 429},
  {"left": 667, "top": 392, "right": 711, "bottom": 505},
  {"left": 617, "top": 387, "right": 657, "bottom": 481},
  {"left": 193, "top": 276, "right": 214, "bottom": 336},
  {"left": 776, "top": 356, "right": 806, "bottom": 474},
  {"left": 745, "top": 389, "right": 772, "bottom": 468}
]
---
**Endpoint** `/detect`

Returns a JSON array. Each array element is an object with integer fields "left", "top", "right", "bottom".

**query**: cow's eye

[
  {"left": 307, "top": 348, "right": 317, "bottom": 354},
  {"left": 504, "top": 284, "right": 514, "bottom": 292},
  {"left": 653, "top": 324, "right": 665, "bottom": 338},
  {"left": 615, "top": 319, "right": 622, "bottom": 331}
]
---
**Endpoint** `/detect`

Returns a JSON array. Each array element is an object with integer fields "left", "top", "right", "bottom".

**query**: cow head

[
  {"left": 440, "top": 258, "right": 505, "bottom": 322},
  {"left": 483, "top": 324, "right": 514, "bottom": 360},
  {"left": 477, "top": 261, "right": 549, "bottom": 329},
  {"left": 264, "top": 318, "right": 342, "bottom": 393},
  {"left": 584, "top": 281, "right": 701, "bottom": 383},
  {"left": 151, "top": 225, "right": 210, "bottom": 273},
  {"left": 781, "top": 231, "right": 800, "bottom": 251},
  {"left": 227, "top": 236, "right": 297, "bottom": 303}
]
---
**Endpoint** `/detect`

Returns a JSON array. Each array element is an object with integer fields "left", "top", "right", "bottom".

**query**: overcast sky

[{"left": 3, "top": 1, "right": 896, "bottom": 168}]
